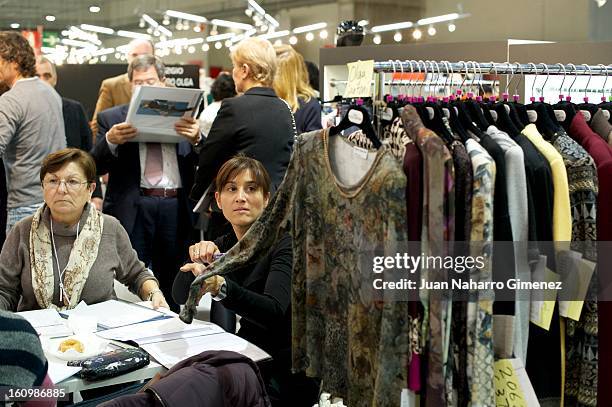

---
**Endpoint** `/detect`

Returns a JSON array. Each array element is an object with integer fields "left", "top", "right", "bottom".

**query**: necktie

[{"left": 144, "top": 143, "right": 163, "bottom": 185}]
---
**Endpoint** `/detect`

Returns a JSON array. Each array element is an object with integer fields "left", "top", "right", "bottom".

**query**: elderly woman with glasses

[{"left": 0, "top": 148, "right": 168, "bottom": 311}]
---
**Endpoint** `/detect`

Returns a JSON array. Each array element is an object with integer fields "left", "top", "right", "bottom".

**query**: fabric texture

[
  {"left": 181, "top": 128, "right": 410, "bottom": 407},
  {"left": 91, "top": 73, "right": 131, "bottom": 136},
  {"left": 62, "top": 97, "right": 93, "bottom": 151},
  {"left": 0, "top": 77, "right": 66, "bottom": 209},
  {"left": 29, "top": 203, "right": 103, "bottom": 310},
  {"left": 199, "top": 101, "right": 222, "bottom": 138},
  {"left": 0, "top": 203, "right": 156, "bottom": 311},
  {"left": 294, "top": 97, "right": 322, "bottom": 134},
  {"left": 590, "top": 108, "right": 612, "bottom": 143}
]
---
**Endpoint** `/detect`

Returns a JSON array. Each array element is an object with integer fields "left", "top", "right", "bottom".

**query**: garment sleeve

[
  {"left": 0, "top": 223, "right": 26, "bottom": 310},
  {"left": 180, "top": 137, "right": 302, "bottom": 323},
  {"left": 220, "top": 234, "right": 292, "bottom": 326},
  {"left": 0, "top": 93, "right": 22, "bottom": 157},
  {"left": 300, "top": 99, "right": 323, "bottom": 133},
  {"left": 190, "top": 100, "right": 238, "bottom": 201},
  {"left": 90, "top": 114, "right": 119, "bottom": 175},
  {"left": 91, "top": 81, "right": 113, "bottom": 136},
  {"left": 112, "top": 219, "right": 158, "bottom": 298}
]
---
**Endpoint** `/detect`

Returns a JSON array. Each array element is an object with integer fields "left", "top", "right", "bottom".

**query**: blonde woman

[
  {"left": 190, "top": 37, "right": 295, "bottom": 202},
  {"left": 273, "top": 44, "right": 322, "bottom": 134}
]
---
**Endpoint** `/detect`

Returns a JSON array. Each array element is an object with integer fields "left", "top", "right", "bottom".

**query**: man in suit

[
  {"left": 35, "top": 56, "right": 104, "bottom": 210},
  {"left": 90, "top": 39, "right": 155, "bottom": 137},
  {"left": 91, "top": 55, "right": 201, "bottom": 311}
]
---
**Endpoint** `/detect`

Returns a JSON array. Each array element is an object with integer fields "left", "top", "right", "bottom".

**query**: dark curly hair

[
  {"left": 0, "top": 31, "right": 36, "bottom": 78},
  {"left": 210, "top": 73, "right": 236, "bottom": 102}
]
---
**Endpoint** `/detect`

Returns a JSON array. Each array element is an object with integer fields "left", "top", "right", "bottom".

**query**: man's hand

[
  {"left": 91, "top": 197, "right": 103, "bottom": 211},
  {"left": 106, "top": 122, "right": 138, "bottom": 145},
  {"left": 189, "top": 241, "right": 220, "bottom": 264},
  {"left": 151, "top": 291, "right": 170, "bottom": 309},
  {"left": 174, "top": 117, "right": 201, "bottom": 145}
]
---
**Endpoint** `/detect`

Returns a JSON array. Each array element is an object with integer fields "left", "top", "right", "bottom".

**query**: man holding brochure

[{"left": 91, "top": 55, "right": 202, "bottom": 312}]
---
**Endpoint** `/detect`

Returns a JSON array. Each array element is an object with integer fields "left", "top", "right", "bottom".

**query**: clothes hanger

[
  {"left": 480, "top": 62, "right": 498, "bottom": 125},
  {"left": 419, "top": 61, "right": 454, "bottom": 143},
  {"left": 552, "top": 63, "right": 577, "bottom": 129},
  {"left": 452, "top": 61, "right": 487, "bottom": 138},
  {"left": 496, "top": 62, "right": 527, "bottom": 129},
  {"left": 440, "top": 60, "right": 470, "bottom": 142},
  {"left": 508, "top": 62, "right": 530, "bottom": 126},
  {"left": 525, "top": 63, "right": 560, "bottom": 138},
  {"left": 464, "top": 61, "right": 493, "bottom": 131},
  {"left": 487, "top": 62, "right": 521, "bottom": 136},
  {"left": 597, "top": 64, "right": 612, "bottom": 122},
  {"left": 576, "top": 64, "right": 599, "bottom": 123}
]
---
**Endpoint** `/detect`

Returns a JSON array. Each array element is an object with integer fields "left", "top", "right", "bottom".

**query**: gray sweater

[
  {"left": 0, "top": 205, "right": 157, "bottom": 311},
  {"left": 0, "top": 78, "right": 66, "bottom": 208}
]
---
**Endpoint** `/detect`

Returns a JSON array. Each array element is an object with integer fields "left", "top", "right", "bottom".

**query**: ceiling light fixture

[
  {"left": 417, "top": 13, "right": 460, "bottom": 25},
  {"left": 293, "top": 22, "right": 327, "bottom": 34},
  {"left": 206, "top": 32, "right": 235, "bottom": 42},
  {"left": 263, "top": 14, "right": 279, "bottom": 27},
  {"left": 274, "top": 39, "right": 282, "bottom": 46},
  {"left": 258, "top": 30, "right": 290, "bottom": 40},
  {"left": 394, "top": 32, "right": 402, "bottom": 42},
  {"left": 448, "top": 23, "right": 456, "bottom": 32},
  {"left": 202, "top": 43, "right": 210, "bottom": 51},
  {"left": 373, "top": 34, "right": 381, "bottom": 44},
  {"left": 319, "top": 30, "right": 328, "bottom": 39},
  {"left": 210, "top": 19, "right": 253, "bottom": 30},
  {"left": 428, "top": 26, "right": 437, "bottom": 36},
  {"left": 305, "top": 32, "right": 314, "bottom": 41},
  {"left": 89, "top": 5, "right": 100, "bottom": 13},
  {"left": 45, "top": 15, "right": 56, "bottom": 22},
  {"left": 412, "top": 28, "right": 422, "bottom": 40},
  {"left": 116, "top": 30, "right": 152, "bottom": 40},
  {"left": 289, "top": 35, "right": 297, "bottom": 45},
  {"left": 371, "top": 21, "right": 413, "bottom": 33},
  {"left": 80, "top": 24, "right": 114, "bottom": 35},
  {"left": 165, "top": 10, "right": 208, "bottom": 24},
  {"left": 358, "top": 20, "right": 369, "bottom": 27},
  {"left": 10, "top": 23, "right": 20, "bottom": 29},
  {"left": 247, "top": 0, "right": 266, "bottom": 16},
  {"left": 215, "top": 41, "right": 222, "bottom": 49}
]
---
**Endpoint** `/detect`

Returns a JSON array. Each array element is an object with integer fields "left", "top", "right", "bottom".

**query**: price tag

[
  {"left": 527, "top": 110, "right": 538, "bottom": 123},
  {"left": 529, "top": 256, "right": 559, "bottom": 331},
  {"left": 344, "top": 60, "right": 374, "bottom": 98},
  {"left": 494, "top": 358, "right": 539, "bottom": 407},
  {"left": 557, "top": 250, "right": 596, "bottom": 321}
]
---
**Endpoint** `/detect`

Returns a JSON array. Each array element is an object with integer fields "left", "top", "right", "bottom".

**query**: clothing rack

[{"left": 373, "top": 61, "right": 612, "bottom": 75}]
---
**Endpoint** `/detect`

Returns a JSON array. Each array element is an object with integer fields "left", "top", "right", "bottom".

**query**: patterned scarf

[{"left": 29, "top": 204, "right": 104, "bottom": 310}]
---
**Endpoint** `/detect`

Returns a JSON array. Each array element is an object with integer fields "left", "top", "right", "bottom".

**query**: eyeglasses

[
  {"left": 42, "top": 178, "right": 89, "bottom": 191},
  {"left": 133, "top": 78, "right": 159, "bottom": 86}
]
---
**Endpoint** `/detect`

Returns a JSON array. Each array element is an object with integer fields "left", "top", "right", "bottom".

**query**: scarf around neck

[{"left": 29, "top": 203, "right": 104, "bottom": 310}]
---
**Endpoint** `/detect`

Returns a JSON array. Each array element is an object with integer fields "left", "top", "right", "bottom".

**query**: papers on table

[
  {"left": 97, "top": 317, "right": 224, "bottom": 345},
  {"left": 60, "top": 300, "right": 168, "bottom": 329},
  {"left": 47, "top": 359, "right": 82, "bottom": 384},
  {"left": 18, "top": 309, "right": 65, "bottom": 328},
  {"left": 141, "top": 332, "right": 271, "bottom": 369},
  {"left": 126, "top": 85, "right": 204, "bottom": 143}
]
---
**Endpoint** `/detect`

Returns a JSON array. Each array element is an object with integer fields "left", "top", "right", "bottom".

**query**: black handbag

[{"left": 68, "top": 348, "right": 150, "bottom": 381}]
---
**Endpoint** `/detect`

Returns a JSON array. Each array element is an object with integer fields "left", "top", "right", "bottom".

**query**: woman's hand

[
  {"left": 151, "top": 291, "right": 169, "bottom": 310},
  {"left": 189, "top": 241, "right": 220, "bottom": 264},
  {"left": 179, "top": 263, "right": 225, "bottom": 296}
]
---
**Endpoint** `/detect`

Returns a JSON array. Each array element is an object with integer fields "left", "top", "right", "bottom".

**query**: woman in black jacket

[
  {"left": 174, "top": 156, "right": 315, "bottom": 406},
  {"left": 190, "top": 37, "right": 295, "bottom": 202}
]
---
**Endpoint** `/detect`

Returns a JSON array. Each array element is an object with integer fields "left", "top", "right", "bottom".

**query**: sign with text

[
  {"left": 164, "top": 65, "right": 200, "bottom": 89},
  {"left": 344, "top": 60, "right": 374, "bottom": 98}
]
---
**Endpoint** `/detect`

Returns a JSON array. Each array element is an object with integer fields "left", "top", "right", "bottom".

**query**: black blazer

[
  {"left": 62, "top": 97, "right": 92, "bottom": 151},
  {"left": 190, "top": 87, "right": 295, "bottom": 201},
  {"left": 295, "top": 97, "right": 322, "bottom": 134},
  {"left": 90, "top": 104, "right": 197, "bottom": 236}
]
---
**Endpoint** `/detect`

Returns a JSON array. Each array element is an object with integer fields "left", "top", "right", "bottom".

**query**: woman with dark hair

[
  {"left": 174, "top": 155, "right": 315, "bottom": 406},
  {"left": 200, "top": 73, "right": 237, "bottom": 138},
  {"left": 0, "top": 148, "right": 168, "bottom": 311}
]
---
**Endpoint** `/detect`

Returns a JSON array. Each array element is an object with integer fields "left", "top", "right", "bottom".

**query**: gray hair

[
  {"left": 37, "top": 55, "right": 57, "bottom": 78},
  {"left": 127, "top": 54, "right": 165, "bottom": 81}
]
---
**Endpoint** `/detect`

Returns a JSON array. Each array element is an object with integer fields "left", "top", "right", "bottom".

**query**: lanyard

[{"left": 50, "top": 218, "right": 79, "bottom": 306}]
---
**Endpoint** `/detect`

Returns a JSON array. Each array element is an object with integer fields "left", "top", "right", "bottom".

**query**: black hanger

[
  {"left": 465, "top": 97, "right": 492, "bottom": 131},
  {"left": 488, "top": 102, "right": 520, "bottom": 137},
  {"left": 526, "top": 101, "right": 560, "bottom": 139},
  {"left": 440, "top": 98, "right": 470, "bottom": 142},
  {"left": 453, "top": 99, "right": 487, "bottom": 138},
  {"left": 329, "top": 104, "right": 382, "bottom": 148}
]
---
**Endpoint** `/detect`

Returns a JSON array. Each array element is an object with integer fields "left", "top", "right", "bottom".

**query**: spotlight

[
  {"left": 260, "top": 24, "right": 268, "bottom": 32},
  {"left": 188, "top": 46, "right": 195, "bottom": 53},
  {"left": 428, "top": 26, "right": 436, "bottom": 36},
  {"left": 215, "top": 41, "right": 222, "bottom": 49},
  {"left": 45, "top": 15, "right": 56, "bottom": 22},
  {"left": 10, "top": 23, "right": 19, "bottom": 29},
  {"left": 245, "top": 8, "right": 253, "bottom": 17},
  {"left": 393, "top": 32, "right": 402, "bottom": 42},
  {"left": 448, "top": 23, "right": 456, "bottom": 32},
  {"left": 225, "top": 40, "right": 232, "bottom": 47},
  {"left": 305, "top": 32, "right": 314, "bottom": 41},
  {"left": 139, "top": 18, "right": 145, "bottom": 28},
  {"left": 194, "top": 25, "right": 201, "bottom": 33},
  {"left": 373, "top": 34, "right": 381, "bottom": 44},
  {"left": 289, "top": 35, "right": 297, "bottom": 45},
  {"left": 175, "top": 46, "right": 182, "bottom": 55},
  {"left": 319, "top": 30, "right": 328, "bottom": 39},
  {"left": 202, "top": 43, "right": 210, "bottom": 51},
  {"left": 100, "top": 55, "right": 107, "bottom": 62},
  {"left": 274, "top": 39, "right": 282, "bottom": 46},
  {"left": 163, "top": 16, "right": 170, "bottom": 25},
  {"left": 89, "top": 5, "right": 100, "bottom": 13},
  {"left": 114, "top": 52, "right": 121, "bottom": 59},
  {"left": 412, "top": 28, "right": 422, "bottom": 40}
]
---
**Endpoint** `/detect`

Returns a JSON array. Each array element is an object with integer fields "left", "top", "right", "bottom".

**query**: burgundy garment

[
  {"left": 569, "top": 113, "right": 612, "bottom": 405},
  {"left": 403, "top": 141, "right": 423, "bottom": 242},
  {"left": 101, "top": 351, "right": 271, "bottom": 407}
]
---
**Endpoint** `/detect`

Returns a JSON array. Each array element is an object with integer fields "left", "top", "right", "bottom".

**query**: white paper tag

[
  {"left": 580, "top": 110, "right": 592, "bottom": 122},
  {"left": 352, "top": 145, "right": 368, "bottom": 159},
  {"left": 557, "top": 250, "right": 596, "bottom": 321},
  {"left": 504, "top": 104, "right": 511, "bottom": 115},
  {"left": 381, "top": 107, "right": 393, "bottom": 121},
  {"left": 442, "top": 108, "right": 450, "bottom": 118},
  {"left": 400, "top": 389, "right": 415, "bottom": 407},
  {"left": 527, "top": 110, "right": 538, "bottom": 123},
  {"left": 425, "top": 106, "right": 435, "bottom": 120},
  {"left": 554, "top": 110, "right": 567, "bottom": 122},
  {"left": 490, "top": 110, "right": 498, "bottom": 122},
  {"left": 603, "top": 110, "right": 611, "bottom": 120},
  {"left": 348, "top": 109, "right": 364, "bottom": 125}
]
